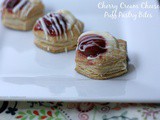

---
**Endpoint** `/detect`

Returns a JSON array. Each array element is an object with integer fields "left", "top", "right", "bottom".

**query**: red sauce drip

[
  {"left": 78, "top": 34, "right": 107, "bottom": 58},
  {"left": 3, "top": 0, "right": 28, "bottom": 13},
  {"left": 34, "top": 13, "right": 67, "bottom": 37}
]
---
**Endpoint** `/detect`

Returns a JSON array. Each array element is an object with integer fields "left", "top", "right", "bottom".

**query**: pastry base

[
  {"left": 33, "top": 20, "right": 84, "bottom": 53},
  {"left": 2, "top": 2, "right": 44, "bottom": 31},
  {"left": 75, "top": 60, "right": 128, "bottom": 80},
  {"left": 2, "top": 13, "right": 43, "bottom": 31},
  {"left": 34, "top": 39, "right": 77, "bottom": 53},
  {"left": 75, "top": 40, "right": 128, "bottom": 80},
  {"left": 75, "top": 66, "right": 127, "bottom": 80}
]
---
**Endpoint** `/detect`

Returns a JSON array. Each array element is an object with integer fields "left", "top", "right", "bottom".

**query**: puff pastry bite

[
  {"left": 75, "top": 31, "right": 128, "bottom": 80},
  {"left": 33, "top": 10, "right": 84, "bottom": 53},
  {"left": 1, "top": 0, "right": 44, "bottom": 31}
]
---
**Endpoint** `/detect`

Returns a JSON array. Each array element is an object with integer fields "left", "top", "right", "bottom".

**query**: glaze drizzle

[
  {"left": 34, "top": 10, "right": 81, "bottom": 41},
  {"left": 78, "top": 34, "right": 108, "bottom": 59},
  {"left": 2, "top": 0, "right": 36, "bottom": 17},
  {"left": 34, "top": 13, "right": 68, "bottom": 40}
]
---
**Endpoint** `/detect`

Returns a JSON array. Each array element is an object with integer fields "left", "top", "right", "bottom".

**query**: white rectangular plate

[{"left": 0, "top": 0, "right": 160, "bottom": 102}]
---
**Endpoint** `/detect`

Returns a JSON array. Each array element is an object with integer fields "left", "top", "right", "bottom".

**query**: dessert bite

[
  {"left": 75, "top": 31, "right": 128, "bottom": 80},
  {"left": 1, "top": 0, "right": 44, "bottom": 30},
  {"left": 33, "top": 10, "right": 84, "bottom": 53}
]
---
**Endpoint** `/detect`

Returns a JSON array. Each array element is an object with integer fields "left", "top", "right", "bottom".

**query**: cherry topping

[
  {"left": 78, "top": 34, "right": 107, "bottom": 58},
  {"left": 3, "top": 0, "right": 28, "bottom": 13},
  {"left": 34, "top": 13, "right": 67, "bottom": 37}
]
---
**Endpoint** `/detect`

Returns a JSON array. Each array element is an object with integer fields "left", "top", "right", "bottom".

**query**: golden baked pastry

[
  {"left": 33, "top": 10, "right": 84, "bottom": 53},
  {"left": 1, "top": 0, "right": 44, "bottom": 31},
  {"left": 75, "top": 31, "right": 128, "bottom": 80}
]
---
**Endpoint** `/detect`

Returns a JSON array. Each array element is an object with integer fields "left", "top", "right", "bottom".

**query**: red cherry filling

[
  {"left": 78, "top": 34, "right": 107, "bottom": 58},
  {"left": 34, "top": 13, "right": 67, "bottom": 37},
  {"left": 3, "top": 0, "right": 28, "bottom": 13}
]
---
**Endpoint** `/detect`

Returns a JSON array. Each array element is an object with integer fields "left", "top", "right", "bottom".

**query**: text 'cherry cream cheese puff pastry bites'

[
  {"left": 33, "top": 10, "right": 84, "bottom": 53},
  {"left": 75, "top": 31, "right": 128, "bottom": 80},
  {"left": 1, "top": 0, "right": 44, "bottom": 31}
]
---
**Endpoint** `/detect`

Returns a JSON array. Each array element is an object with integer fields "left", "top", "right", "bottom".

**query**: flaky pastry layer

[
  {"left": 2, "top": 2, "right": 44, "bottom": 30},
  {"left": 33, "top": 20, "right": 84, "bottom": 53},
  {"left": 75, "top": 40, "right": 128, "bottom": 80}
]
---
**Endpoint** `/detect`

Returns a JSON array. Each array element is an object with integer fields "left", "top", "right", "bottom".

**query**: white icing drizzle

[
  {"left": 78, "top": 36, "right": 106, "bottom": 52},
  {"left": 52, "top": 14, "right": 62, "bottom": 35},
  {"left": 87, "top": 55, "right": 100, "bottom": 60},
  {"left": 3, "top": 0, "right": 38, "bottom": 18},
  {"left": 29, "top": 0, "right": 41, "bottom": 3},
  {"left": 64, "top": 33, "right": 68, "bottom": 40},
  {"left": 51, "top": 24, "right": 58, "bottom": 36},
  {"left": 36, "top": 10, "right": 79, "bottom": 41},
  {"left": 70, "top": 30, "right": 73, "bottom": 37},
  {"left": 44, "top": 13, "right": 59, "bottom": 41},
  {"left": 58, "top": 10, "right": 76, "bottom": 29},
  {"left": 78, "top": 21, "right": 82, "bottom": 32},
  {"left": 47, "top": 46, "right": 50, "bottom": 51},
  {"left": 12, "top": 0, "right": 28, "bottom": 13},
  {"left": 58, "top": 15, "right": 66, "bottom": 32},
  {"left": 65, "top": 47, "right": 68, "bottom": 53},
  {"left": 39, "top": 18, "right": 49, "bottom": 40},
  {"left": 60, "top": 35, "right": 62, "bottom": 40},
  {"left": 74, "top": 24, "right": 80, "bottom": 34},
  {"left": 122, "top": 62, "right": 127, "bottom": 70},
  {"left": 57, "top": 15, "right": 68, "bottom": 40},
  {"left": 24, "top": 3, "right": 34, "bottom": 17},
  {"left": 20, "top": 2, "right": 30, "bottom": 17}
]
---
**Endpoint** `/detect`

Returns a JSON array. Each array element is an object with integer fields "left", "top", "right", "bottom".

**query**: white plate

[{"left": 0, "top": 0, "right": 160, "bottom": 102}]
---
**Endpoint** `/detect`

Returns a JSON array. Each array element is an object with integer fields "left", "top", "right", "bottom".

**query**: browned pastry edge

[
  {"left": 34, "top": 39, "right": 77, "bottom": 53},
  {"left": 75, "top": 66, "right": 127, "bottom": 80},
  {"left": 75, "top": 40, "right": 128, "bottom": 80},
  {"left": 2, "top": 13, "right": 43, "bottom": 31},
  {"left": 1, "top": 2, "right": 44, "bottom": 31},
  {"left": 33, "top": 20, "right": 84, "bottom": 53},
  {"left": 33, "top": 20, "right": 84, "bottom": 43},
  {"left": 2, "top": 2, "right": 44, "bottom": 19}
]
